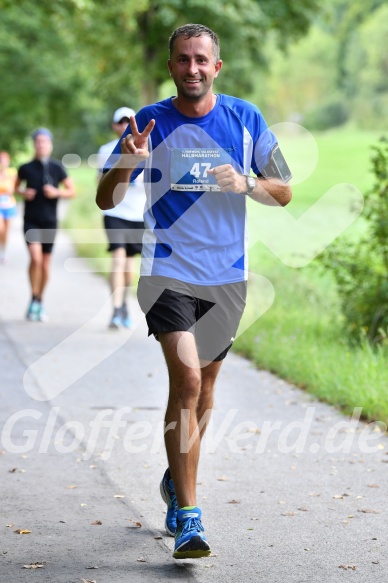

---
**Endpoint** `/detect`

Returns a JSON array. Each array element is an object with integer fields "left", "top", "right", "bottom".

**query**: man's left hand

[
  {"left": 208, "top": 165, "right": 247, "bottom": 194},
  {"left": 43, "top": 185, "right": 60, "bottom": 199}
]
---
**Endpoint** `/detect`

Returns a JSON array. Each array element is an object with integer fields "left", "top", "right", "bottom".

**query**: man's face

[
  {"left": 168, "top": 35, "right": 222, "bottom": 101},
  {"left": 34, "top": 134, "right": 53, "bottom": 160}
]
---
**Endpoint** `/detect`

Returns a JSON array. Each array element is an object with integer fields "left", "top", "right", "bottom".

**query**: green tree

[
  {"left": 0, "top": 0, "right": 94, "bottom": 154},
  {"left": 319, "top": 138, "right": 388, "bottom": 345},
  {"left": 0, "top": 0, "right": 320, "bottom": 154}
]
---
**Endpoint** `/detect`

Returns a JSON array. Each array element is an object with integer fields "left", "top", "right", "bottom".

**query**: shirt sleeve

[
  {"left": 18, "top": 164, "right": 26, "bottom": 181},
  {"left": 57, "top": 162, "right": 68, "bottom": 183}
]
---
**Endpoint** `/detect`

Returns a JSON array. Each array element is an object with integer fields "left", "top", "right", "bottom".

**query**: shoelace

[
  {"left": 169, "top": 489, "right": 178, "bottom": 513},
  {"left": 180, "top": 517, "right": 204, "bottom": 536},
  {"left": 167, "top": 478, "right": 178, "bottom": 510}
]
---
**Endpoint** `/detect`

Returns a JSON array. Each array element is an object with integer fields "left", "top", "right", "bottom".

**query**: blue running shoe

[
  {"left": 109, "top": 308, "right": 122, "bottom": 329},
  {"left": 173, "top": 507, "right": 211, "bottom": 559},
  {"left": 26, "top": 300, "right": 40, "bottom": 322},
  {"left": 160, "top": 468, "right": 178, "bottom": 536},
  {"left": 120, "top": 304, "right": 133, "bottom": 329},
  {"left": 37, "top": 303, "right": 49, "bottom": 322}
]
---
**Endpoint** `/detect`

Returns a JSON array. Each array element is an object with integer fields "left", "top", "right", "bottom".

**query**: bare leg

[
  {"left": 123, "top": 256, "right": 135, "bottom": 306},
  {"left": 40, "top": 253, "right": 52, "bottom": 299},
  {"left": 160, "top": 331, "right": 222, "bottom": 508},
  {"left": 197, "top": 360, "right": 222, "bottom": 440},
  {"left": 0, "top": 217, "right": 8, "bottom": 260},
  {"left": 28, "top": 243, "right": 44, "bottom": 297},
  {"left": 109, "top": 247, "right": 126, "bottom": 308}
]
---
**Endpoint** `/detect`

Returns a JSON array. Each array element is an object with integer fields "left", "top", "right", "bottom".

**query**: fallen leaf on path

[
  {"left": 338, "top": 565, "right": 357, "bottom": 570},
  {"left": 154, "top": 536, "right": 163, "bottom": 540},
  {"left": 228, "top": 500, "right": 240, "bottom": 504},
  {"left": 298, "top": 507, "right": 308, "bottom": 512},
  {"left": 8, "top": 468, "right": 17, "bottom": 473},
  {"left": 217, "top": 476, "right": 229, "bottom": 481},
  {"left": 66, "top": 485, "right": 77, "bottom": 489},
  {"left": 281, "top": 512, "right": 296, "bottom": 516},
  {"left": 358, "top": 509, "right": 382, "bottom": 514},
  {"left": 23, "top": 563, "right": 44, "bottom": 569},
  {"left": 14, "top": 529, "right": 31, "bottom": 534},
  {"left": 6, "top": 524, "right": 14, "bottom": 528},
  {"left": 137, "top": 557, "right": 147, "bottom": 562},
  {"left": 129, "top": 520, "right": 142, "bottom": 528},
  {"left": 114, "top": 495, "right": 125, "bottom": 498},
  {"left": 86, "top": 566, "right": 99, "bottom": 569},
  {"left": 333, "top": 495, "right": 344, "bottom": 500},
  {"left": 90, "top": 520, "right": 102, "bottom": 525},
  {"left": 308, "top": 492, "right": 320, "bottom": 497},
  {"left": 81, "top": 579, "right": 96, "bottom": 583},
  {"left": 367, "top": 484, "right": 380, "bottom": 488}
]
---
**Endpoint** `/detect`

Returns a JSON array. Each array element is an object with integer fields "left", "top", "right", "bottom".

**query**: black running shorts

[
  {"left": 137, "top": 276, "right": 247, "bottom": 362},
  {"left": 24, "top": 219, "right": 57, "bottom": 254},
  {"left": 104, "top": 215, "right": 144, "bottom": 257}
]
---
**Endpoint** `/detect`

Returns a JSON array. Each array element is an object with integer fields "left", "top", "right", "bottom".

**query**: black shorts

[
  {"left": 104, "top": 215, "right": 144, "bottom": 257},
  {"left": 137, "top": 276, "right": 247, "bottom": 362},
  {"left": 24, "top": 219, "right": 57, "bottom": 254}
]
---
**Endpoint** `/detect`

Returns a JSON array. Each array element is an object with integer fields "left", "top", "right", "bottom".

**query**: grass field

[{"left": 65, "top": 126, "right": 388, "bottom": 425}]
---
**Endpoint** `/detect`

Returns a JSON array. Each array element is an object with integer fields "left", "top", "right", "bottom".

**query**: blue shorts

[{"left": 0, "top": 206, "right": 17, "bottom": 219}]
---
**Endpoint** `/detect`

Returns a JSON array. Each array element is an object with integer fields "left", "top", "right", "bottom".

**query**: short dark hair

[{"left": 169, "top": 24, "right": 220, "bottom": 62}]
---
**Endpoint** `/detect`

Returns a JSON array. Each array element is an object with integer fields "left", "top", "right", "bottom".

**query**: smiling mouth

[{"left": 185, "top": 79, "right": 201, "bottom": 84}]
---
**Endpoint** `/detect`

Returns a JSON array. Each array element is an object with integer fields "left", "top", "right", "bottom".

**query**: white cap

[{"left": 112, "top": 107, "right": 136, "bottom": 123}]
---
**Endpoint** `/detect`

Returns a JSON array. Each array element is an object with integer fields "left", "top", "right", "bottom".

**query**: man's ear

[
  {"left": 167, "top": 59, "right": 173, "bottom": 77},
  {"left": 214, "top": 59, "right": 223, "bottom": 78}
]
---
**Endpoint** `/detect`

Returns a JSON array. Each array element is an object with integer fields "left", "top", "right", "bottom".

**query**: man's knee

[{"left": 169, "top": 368, "right": 202, "bottom": 405}]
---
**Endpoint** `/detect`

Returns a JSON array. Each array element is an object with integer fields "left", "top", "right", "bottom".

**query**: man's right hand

[
  {"left": 120, "top": 116, "right": 155, "bottom": 166},
  {"left": 24, "top": 188, "right": 37, "bottom": 201}
]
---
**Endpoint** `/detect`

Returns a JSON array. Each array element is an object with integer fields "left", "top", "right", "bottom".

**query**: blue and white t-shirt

[{"left": 104, "top": 94, "right": 277, "bottom": 285}]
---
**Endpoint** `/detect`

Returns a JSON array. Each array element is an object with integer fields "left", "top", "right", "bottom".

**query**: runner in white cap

[{"left": 97, "top": 108, "right": 146, "bottom": 329}]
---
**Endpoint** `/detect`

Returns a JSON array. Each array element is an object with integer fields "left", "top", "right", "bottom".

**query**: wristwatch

[{"left": 245, "top": 175, "right": 255, "bottom": 195}]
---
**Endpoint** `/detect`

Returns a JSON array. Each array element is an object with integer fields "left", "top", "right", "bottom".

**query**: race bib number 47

[{"left": 171, "top": 148, "right": 233, "bottom": 192}]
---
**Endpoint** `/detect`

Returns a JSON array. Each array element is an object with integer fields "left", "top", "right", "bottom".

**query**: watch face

[{"left": 246, "top": 176, "right": 255, "bottom": 192}]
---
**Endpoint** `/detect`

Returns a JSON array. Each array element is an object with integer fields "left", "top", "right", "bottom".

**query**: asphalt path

[{"left": 1, "top": 208, "right": 387, "bottom": 582}]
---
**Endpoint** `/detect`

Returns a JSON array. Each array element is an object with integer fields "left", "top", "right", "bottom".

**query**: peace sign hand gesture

[{"left": 120, "top": 116, "right": 155, "bottom": 166}]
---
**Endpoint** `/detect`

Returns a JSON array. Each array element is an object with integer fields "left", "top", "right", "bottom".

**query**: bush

[
  {"left": 304, "top": 94, "right": 349, "bottom": 131},
  {"left": 319, "top": 138, "right": 388, "bottom": 344}
]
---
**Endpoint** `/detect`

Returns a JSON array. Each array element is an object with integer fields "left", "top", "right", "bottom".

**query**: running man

[
  {"left": 97, "top": 24, "right": 292, "bottom": 559},
  {"left": 15, "top": 128, "right": 75, "bottom": 321},
  {"left": 97, "top": 107, "right": 146, "bottom": 329}
]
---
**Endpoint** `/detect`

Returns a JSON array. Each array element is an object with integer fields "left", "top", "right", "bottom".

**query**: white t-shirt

[{"left": 98, "top": 139, "right": 146, "bottom": 222}]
